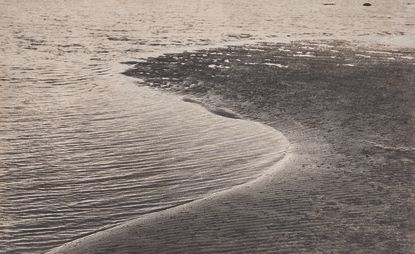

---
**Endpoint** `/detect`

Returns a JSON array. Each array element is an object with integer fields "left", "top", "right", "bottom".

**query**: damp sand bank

[{"left": 49, "top": 41, "right": 415, "bottom": 253}]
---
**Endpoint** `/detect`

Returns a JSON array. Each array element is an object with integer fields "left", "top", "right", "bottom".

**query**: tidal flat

[{"left": 50, "top": 41, "right": 415, "bottom": 253}]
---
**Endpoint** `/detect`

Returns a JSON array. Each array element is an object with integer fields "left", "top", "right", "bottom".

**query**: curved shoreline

[
  {"left": 49, "top": 41, "right": 415, "bottom": 253},
  {"left": 47, "top": 96, "right": 292, "bottom": 254}
]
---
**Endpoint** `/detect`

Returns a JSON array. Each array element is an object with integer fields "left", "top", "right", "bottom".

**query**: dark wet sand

[{"left": 49, "top": 41, "right": 415, "bottom": 253}]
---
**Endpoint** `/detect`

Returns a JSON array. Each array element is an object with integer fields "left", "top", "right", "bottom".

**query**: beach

[
  {"left": 49, "top": 41, "right": 415, "bottom": 253},
  {"left": 1, "top": 0, "right": 415, "bottom": 253}
]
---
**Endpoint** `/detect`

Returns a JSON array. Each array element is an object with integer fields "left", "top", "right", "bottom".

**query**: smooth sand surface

[{"left": 49, "top": 41, "right": 415, "bottom": 253}]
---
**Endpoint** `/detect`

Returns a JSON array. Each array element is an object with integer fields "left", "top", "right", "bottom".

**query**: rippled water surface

[{"left": 1, "top": 0, "right": 414, "bottom": 253}]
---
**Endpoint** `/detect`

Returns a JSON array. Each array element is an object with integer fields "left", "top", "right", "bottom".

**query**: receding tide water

[{"left": 0, "top": 0, "right": 414, "bottom": 253}]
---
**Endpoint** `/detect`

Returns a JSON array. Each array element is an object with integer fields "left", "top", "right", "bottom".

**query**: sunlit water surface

[{"left": 0, "top": 0, "right": 414, "bottom": 253}]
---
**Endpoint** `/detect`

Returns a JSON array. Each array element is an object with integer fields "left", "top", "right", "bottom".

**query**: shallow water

[{"left": 0, "top": 0, "right": 414, "bottom": 253}]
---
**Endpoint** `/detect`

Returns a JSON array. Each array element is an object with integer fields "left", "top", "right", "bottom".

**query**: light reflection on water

[{"left": 0, "top": 0, "right": 414, "bottom": 253}]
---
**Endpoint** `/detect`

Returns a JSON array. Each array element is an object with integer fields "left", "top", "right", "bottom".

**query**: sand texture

[{"left": 49, "top": 41, "right": 415, "bottom": 253}]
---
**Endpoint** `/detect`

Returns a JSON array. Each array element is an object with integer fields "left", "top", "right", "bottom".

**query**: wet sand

[{"left": 49, "top": 41, "right": 415, "bottom": 253}]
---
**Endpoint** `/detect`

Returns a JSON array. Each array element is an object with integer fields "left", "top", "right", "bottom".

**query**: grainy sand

[{"left": 49, "top": 41, "right": 415, "bottom": 253}]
